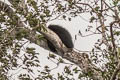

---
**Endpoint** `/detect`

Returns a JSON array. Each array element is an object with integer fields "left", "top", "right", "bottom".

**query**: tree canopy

[{"left": 0, "top": 0, "right": 120, "bottom": 80}]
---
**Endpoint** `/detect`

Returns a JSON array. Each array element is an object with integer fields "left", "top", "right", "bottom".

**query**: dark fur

[{"left": 47, "top": 25, "right": 74, "bottom": 52}]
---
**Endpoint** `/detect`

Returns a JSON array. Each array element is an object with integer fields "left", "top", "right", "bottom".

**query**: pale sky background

[
  {"left": 1, "top": 0, "right": 102, "bottom": 79},
  {"left": 48, "top": 14, "right": 100, "bottom": 51}
]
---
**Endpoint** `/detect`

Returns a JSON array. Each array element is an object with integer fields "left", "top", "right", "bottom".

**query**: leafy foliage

[{"left": 0, "top": 0, "right": 120, "bottom": 80}]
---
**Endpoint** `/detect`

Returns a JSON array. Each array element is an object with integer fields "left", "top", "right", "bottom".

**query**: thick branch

[{"left": 64, "top": 51, "right": 103, "bottom": 80}]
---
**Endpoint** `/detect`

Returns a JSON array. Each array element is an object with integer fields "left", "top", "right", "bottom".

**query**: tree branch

[{"left": 110, "top": 62, "right": 120, "bottom": 80}]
